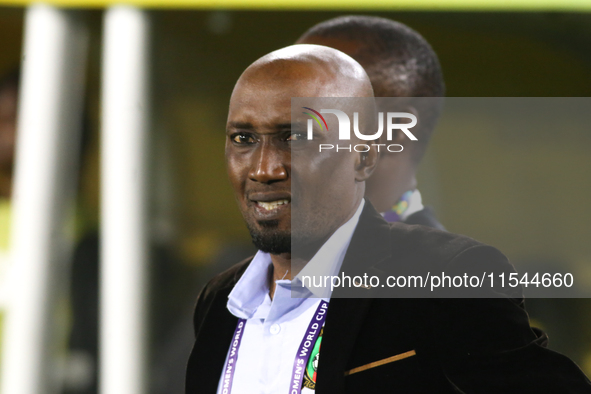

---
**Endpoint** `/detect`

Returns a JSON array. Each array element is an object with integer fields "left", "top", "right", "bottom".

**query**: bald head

[{"left": 232, "top": 44, "right": 374, "bottom": 103}]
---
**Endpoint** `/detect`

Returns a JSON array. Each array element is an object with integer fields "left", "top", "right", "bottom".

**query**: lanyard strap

[
  {"left": 290, "top": 300, "right": 328, "bottom": 393},
  {"left": 220, "top": 319, "right": 246, "bottom": 394},
  {"left": 222, "top": 300, "right": 329, "bottom": 394}
]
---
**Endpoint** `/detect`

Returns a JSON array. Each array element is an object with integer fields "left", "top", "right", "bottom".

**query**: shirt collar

[
  {"left": 226, "top": 251, "right": 273, "bottom": 319},
  {"left": 226, "top": 199, "right": 365, "bottom": 318}
]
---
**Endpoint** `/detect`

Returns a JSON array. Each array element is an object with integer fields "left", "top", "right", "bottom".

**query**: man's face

[{"left": 226, "top": 63, "right": 365, "bottom": 256}]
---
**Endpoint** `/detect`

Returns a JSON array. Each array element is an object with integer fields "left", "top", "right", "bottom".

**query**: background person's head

[
  {"left": 297, "top": 16, "right": 445, "bottom": 211},
  {"left": 225, "top": 44, "right": 377, "bottom": 260}
]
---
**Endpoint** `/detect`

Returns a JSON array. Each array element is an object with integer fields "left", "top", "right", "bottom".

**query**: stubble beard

[
  {"left": 246, "top": 220, "right": 291, "bottom": 254},
  {"left": 246, "top": 219, "right": 325, "bottom": 258}
]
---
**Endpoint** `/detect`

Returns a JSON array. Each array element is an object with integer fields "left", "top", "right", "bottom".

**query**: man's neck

[
  {"left": 267, "top": 197, "right": 364, "bottom": 299},
  {"left": 367, "top": 175, "right": 416, "bottom": 213}
]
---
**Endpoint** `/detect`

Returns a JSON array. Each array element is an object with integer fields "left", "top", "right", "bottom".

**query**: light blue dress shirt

[{"left": 216, "top": 200, "right": 365, "bottom": 394}]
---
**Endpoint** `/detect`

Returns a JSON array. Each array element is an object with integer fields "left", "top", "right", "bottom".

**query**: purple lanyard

[
  {"left": 221, "top": 300, "right": 329, "bottom": 394},
  {"left": 220, "top": 319, "right": 246, "bottom": 394}
]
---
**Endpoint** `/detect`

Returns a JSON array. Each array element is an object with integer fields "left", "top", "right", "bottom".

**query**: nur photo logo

[{"left": 302, "top": 107, "right": 418, "bottom": 152}]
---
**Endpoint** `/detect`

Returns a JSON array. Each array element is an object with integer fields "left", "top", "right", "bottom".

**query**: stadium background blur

[{"left": 1, "top": 5, "right": 591, "bottom": 392}]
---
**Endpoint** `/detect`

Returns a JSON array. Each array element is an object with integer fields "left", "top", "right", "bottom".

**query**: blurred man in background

[{"left": 297, "top": 16, "right": 445, "bottom": 229}]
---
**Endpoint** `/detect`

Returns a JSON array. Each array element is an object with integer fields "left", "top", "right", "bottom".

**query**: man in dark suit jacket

[
  {"left": 187, "top": 202, "right": 591, "bottom": 393},
  {"left": 186, "top": 44, "right": 591, "bottom": 393},
  {"left": 297, "top": 16, "right": 445, "bottom": 231}
]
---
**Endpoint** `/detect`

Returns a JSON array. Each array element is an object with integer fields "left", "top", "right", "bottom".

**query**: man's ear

[{"left": 354, "top": 144, "right": 379, "bottom": 182}]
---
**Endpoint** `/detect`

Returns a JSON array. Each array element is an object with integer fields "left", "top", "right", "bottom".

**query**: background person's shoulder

[
  {"left": 386, "top": 223, "right": 512, "bottom": 274},
  {"left": 388, "top": 222, "right": 487, "bottom": 262},
  {"left": 380, "top": 223, "right": 520, "bottom": 297}
]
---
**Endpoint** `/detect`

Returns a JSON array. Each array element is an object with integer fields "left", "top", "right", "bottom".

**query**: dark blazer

[{"left": 186, "top": 203, "right": 591, "bottom": 393}]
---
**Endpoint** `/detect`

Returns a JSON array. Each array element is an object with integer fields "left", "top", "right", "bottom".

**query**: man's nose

[{"left": 248, "top": 143, "right": 288, "bottom": 184}]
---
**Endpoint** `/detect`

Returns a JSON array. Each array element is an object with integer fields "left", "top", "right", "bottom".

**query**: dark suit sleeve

[
  {"left": 185, "top": 261, "right": 247, "bottom": 394},
  {"left": 186, "top": 281, "right": 221, "bottom": 394},
  {"left": 191, "top": 261, "right": 242, "bottom": 338},
  {"left": 192, "top": 282, "right": 213, "bottom": 339},
  {"left": 438, "top": 245, "right": 591, "bottom": 393}
]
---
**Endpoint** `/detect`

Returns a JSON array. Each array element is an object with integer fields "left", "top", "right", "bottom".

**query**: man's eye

[
  {"left": 287, "top": 132, "right": 307, "bottom": 141},
  {"left": 232, "top": 134, "right": 255, "bottom": 144}
]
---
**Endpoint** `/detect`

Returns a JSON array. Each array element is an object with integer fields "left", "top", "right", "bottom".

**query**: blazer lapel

[
  {"left": 338, "top": 201, "right": 392, "bottom": 279},
  {"left": 315, "top": 297, "right": 372, "bottom": 393},
  {"left": 316, "top": 202, "right": 392, "bottom": 393}
]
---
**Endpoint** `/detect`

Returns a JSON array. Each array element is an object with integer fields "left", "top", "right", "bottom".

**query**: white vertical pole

[
  {"left": 100, "top": 6, "right": 150, "bottom": 394},
  {"left": 0, "top": 5, "right": 88, "bottom": 394}
]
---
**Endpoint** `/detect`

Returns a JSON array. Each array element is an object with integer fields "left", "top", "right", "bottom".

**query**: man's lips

[
  {"left": 248, "top": 192, "right": 291, "bottom": 214},
  {"left": 255, "top": 199, "right": 290, "bottom": 211}
]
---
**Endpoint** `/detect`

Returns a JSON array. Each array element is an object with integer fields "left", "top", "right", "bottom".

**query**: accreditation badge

[{"left": 302, "top": 327, "right": 323, "bottom": 392}]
